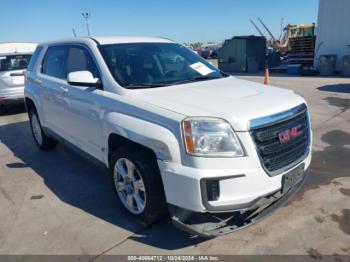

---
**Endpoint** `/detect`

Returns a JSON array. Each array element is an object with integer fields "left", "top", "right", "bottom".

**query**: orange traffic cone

[{"left": 264, "top": 68, "right": 269, "bottom": 85}]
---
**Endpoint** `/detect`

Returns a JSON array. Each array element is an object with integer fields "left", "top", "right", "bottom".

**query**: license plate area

[
  {"left": 281, "top": 164, "right": 305, "bottom": 194},
  {"left": 12, "top": 75, "right": 25, "bottom": 85}
]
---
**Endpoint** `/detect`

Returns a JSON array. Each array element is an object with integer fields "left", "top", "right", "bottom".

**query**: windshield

[
  {"left": 0, "top": 54, "right": 32, "bottom": 72},
  {"left": 99, "top": 43, "right": 226, "bottom": 88}
]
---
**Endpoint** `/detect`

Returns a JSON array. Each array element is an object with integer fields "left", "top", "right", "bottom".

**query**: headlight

[{"left": 182, "top": 117, "right": 245, "bottom": 157}]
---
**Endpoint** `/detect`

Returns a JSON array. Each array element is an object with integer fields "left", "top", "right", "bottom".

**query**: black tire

[
  {"left": 28, "top": 109, "right": 57, "bottom": 150},
  {"left": 0, "top": 105, "right": 5, "bottom": 115},
  {"left": 109, "top": 145, "right": 167, "bottom": 225}
]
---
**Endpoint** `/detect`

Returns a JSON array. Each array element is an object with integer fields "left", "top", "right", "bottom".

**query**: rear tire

[
  {"left": 110, "top": 145, "right": 167, "bottom": 225},
  {"left": 29, "top": 109, "right": 57, "bottom": 150}
]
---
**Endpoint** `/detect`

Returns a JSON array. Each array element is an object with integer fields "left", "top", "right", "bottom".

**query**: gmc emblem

[{"left": 278, "top": 125, "right": 303, "bottom": 144}]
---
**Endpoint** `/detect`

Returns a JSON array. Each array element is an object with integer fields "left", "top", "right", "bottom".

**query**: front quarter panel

[{"left": 102, "top": 110, "right": 182, "bottom": 166}]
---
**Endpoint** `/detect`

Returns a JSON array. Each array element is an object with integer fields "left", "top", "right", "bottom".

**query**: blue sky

[{"left": 1, "top": 0, "right": 319, "bottom": 43}]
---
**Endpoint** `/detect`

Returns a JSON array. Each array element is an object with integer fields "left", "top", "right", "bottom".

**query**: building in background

[
  {"left": 218, "top": 36, "right": 266, "bottom": 73},
  {"left": 315, "top": 0, "right": 350, "bottom": 71}
]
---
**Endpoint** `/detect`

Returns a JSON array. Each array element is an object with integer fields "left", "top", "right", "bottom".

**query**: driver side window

[{"left": 66, "top": 46, "right": 100, "bottom": 78}]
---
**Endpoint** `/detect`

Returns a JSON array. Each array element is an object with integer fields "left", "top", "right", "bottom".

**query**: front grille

[{"left": 250, "top": 104, "right": 310, "bottom": 176}]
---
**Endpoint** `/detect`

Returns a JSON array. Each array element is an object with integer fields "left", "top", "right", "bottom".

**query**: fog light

[{"left": 206, "top": 180, "right": 220, "bottom": 201}]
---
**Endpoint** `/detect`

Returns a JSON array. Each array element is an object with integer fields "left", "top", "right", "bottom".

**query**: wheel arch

[
  {"left": 24, "top": 93, "right": 47, "bottom": 127},
  {"left": 107, "top": 133, "right": 157, "bottom": 165},
  {"left": 103, "top": 112, "right": 182, "bottom": 168},
  {"left": 24, "top": 97, "right": 36, "bottom": 113}
]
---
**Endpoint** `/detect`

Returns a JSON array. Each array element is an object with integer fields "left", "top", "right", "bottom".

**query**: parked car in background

[
  {"left": 209, "top": 48, "right": 219, "bottom": 59},
  {"left": 25, "top": 36, "right": 312, "bottom": 237},
  {"left": 183, "top": 44, "right": 195, "bottom": 52},
  {"left": 0, "top": 42, "right": 37, "bottom": 106},
  {"left": 197, "top": 48, "right": 210, "bottom": 59}
]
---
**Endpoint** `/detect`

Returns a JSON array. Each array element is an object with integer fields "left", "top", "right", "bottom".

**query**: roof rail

[
  {"left": 86, "top": 37, "right": 100, "bottom": 45},
  {"left": 157, "top": 36, "right": 175, "bottom": 43}
]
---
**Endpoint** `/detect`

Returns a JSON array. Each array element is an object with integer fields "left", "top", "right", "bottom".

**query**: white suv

[
  {"left": 0, "top": 42, "right": 37, "bottom": 106},
  {"left": 24, "top": 37, "right": 312, "bottom": 237}
]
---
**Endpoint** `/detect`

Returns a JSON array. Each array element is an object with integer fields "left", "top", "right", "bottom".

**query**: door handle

[{"left": 59, "top": 86, "right": 69, "bottom": 92}]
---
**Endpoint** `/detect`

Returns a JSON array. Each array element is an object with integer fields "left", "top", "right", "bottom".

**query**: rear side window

[
  {"left": 42, "top": 46, "right": 68, "bottom": 79},
  {"left": 27, "top": 46, "right": 43, "bottom": 72},
  {"left": 66, "top": 46, "right": 100, "bottom": 78}
]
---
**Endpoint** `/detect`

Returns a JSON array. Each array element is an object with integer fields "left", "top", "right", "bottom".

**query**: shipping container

[{"left": 218, "top": 36, "right": 266, "bottom": 73}]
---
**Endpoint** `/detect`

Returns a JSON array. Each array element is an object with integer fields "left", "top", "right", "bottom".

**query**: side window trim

[
  {"left": 39, "top": 43, "right": 103, "bottom": 89},
  {"left": 67, "top": 44, "right": 102, "bottom": 77},
  {"left": 41, "top": 45, "right": 69, "bottom": 80},
  {"left": 66, "top": 44, "right": 103, "bottom": 89},
  {"left": 27, "top": 46, "right": 43, "bottom": 72}
]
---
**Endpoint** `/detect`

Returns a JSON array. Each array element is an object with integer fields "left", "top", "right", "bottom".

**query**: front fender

[{"left": 102, "top": 112, "right": 182, "bottom": 166}]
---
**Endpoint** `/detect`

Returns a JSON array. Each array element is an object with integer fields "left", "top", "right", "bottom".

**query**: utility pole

[
  {"left": 82, "top": 12, "right": 91, "bottom": 37},
  {"left": 280, "top": 17, "right": 285, "bottom": 40}
]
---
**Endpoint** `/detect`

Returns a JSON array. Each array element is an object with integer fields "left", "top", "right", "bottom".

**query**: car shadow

[
  {"left": 286, "top": 129, "right": 350, "bottom": 206},
  {"left": 317, "top": 84, "right": 350, "bottom": 94},
  {"left": 0, "top": 103, "right": 26, "bottom": 116},
  {"left": 0, "top": 120, "right": 205, "bottom": 250},
  {"left": 323, "top": 96, "right": 350, "bottom": 113}
]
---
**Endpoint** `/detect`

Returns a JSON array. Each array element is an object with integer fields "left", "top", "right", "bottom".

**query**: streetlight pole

[
  {"left": 280, "top": 17, "right": 285, "bottom": 40},
  {"left": 82, "top": 12, "right": 91, "bottom": 37}
]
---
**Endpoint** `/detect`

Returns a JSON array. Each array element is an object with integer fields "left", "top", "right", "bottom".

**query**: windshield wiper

[
  {"left": 124, "top": 75, "right": 224, "bottom": 89},
  {"left": 167, "top": 76, "right": 223, "bottom": 86},
  {"left": 124, "top": 83, "right": 166, "bottom": 89}
]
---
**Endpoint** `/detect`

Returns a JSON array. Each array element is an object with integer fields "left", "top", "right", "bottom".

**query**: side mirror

[{"left": 67, "top": 71, "right": 101, "bottom": 88}]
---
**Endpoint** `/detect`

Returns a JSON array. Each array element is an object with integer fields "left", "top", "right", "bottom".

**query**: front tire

[
  {"left": 29, "top": 109, "right": 57, "bottom": 150},
  {"left": 110, "top": 146, "right": 167, "bottom": 225}
]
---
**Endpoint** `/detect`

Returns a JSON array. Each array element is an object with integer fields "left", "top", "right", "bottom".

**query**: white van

[{"left": 0, "top": 42, "right": 37, "bottom": 105}]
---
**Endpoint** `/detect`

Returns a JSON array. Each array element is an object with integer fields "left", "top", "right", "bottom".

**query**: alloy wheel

[{"left": 114, "top": 158, "right": 146, "bottom": 214}]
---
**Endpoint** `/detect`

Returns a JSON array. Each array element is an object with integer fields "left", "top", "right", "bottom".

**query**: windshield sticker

[
  {"left": 189, "top": 62, "right": 214, "bottom": 76},
  {"left": 0, "top": 56, "right": 6, "bottom": 60}
]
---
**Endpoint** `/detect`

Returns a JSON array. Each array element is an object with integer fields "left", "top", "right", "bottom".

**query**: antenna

[
  {"left": 250, "top": 19, "right": 265, "bottom": 37},
  {"left": 72, "top": 28, "right": 77, "bottom": 38},
  {"left": 82, "top": 12, "right": 91, "bottom": 37}
]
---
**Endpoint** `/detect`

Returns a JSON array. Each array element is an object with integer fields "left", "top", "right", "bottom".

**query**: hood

[{"left": 130, "top": 76, "right": 305, "bottom": 131}]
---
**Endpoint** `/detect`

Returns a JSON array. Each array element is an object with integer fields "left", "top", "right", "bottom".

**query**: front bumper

[
  {"left": 157, "top": 142, "right": 312, "bottom": 213},
  {"left": 169, "top": 166, "right": 309, "bottom": 237}
]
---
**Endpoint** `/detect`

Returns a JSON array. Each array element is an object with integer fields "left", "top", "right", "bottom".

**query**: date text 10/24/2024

[{"left": 127, "top": 255, "right": 220, "bottom": 261}]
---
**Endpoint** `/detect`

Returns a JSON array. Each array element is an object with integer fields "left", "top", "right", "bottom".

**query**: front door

[
  {"left": 40, "top": 45, "right": 70, "bottom": 137},
  {"left": 62, "top": 45, "right": 104, "bottom": 160}
]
